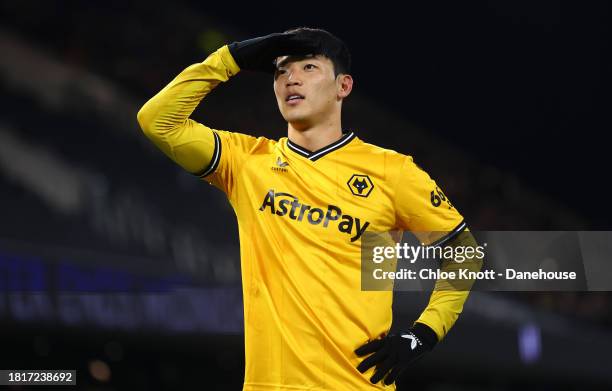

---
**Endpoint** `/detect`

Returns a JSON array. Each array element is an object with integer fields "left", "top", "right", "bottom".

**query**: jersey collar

[{"left": 287, "top": 132, "right": 356, "bottom": 162}]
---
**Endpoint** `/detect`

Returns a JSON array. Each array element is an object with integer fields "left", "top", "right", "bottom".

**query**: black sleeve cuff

[
  {"left": 412, "top": 322, "right": 439, "bottom": 349},
  {"left": 428, "top": 219, "right": 467, "bottom": 247}
]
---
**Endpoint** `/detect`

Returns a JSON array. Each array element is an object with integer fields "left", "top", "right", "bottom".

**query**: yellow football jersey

[
  {"left": 138, "top": 44, "right": 470, "bottom": 391},
  {"left": 201, "top": 128, "right": 464, "bottom": 390}
]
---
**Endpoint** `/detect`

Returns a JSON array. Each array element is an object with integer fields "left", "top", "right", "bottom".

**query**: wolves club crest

[{"left": 347, "top": 174, "right": 374, "bottom": 198}]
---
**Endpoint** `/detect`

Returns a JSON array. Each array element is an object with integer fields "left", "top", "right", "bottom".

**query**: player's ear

[{"left": 337, "top": 74, "right": 353, "bottom": 99}]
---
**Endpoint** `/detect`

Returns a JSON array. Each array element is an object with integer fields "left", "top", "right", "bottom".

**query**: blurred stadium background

[{"left": 0, "top": 1, "right": 611, "bottom": 390}]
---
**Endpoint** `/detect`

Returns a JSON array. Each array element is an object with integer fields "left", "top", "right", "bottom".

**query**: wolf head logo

[
  {"left": 352, "top": 178, "right": 368, "bottom": 194},
  {"left": 347, "top": 174, "right": 374, "bottom": 198}
]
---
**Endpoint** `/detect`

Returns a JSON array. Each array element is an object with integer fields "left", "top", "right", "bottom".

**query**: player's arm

[
  {"left": 415, "top": 228, "right": 483, "bottom": 340},
  {"left": 136, "top": 45, "right": 239, "bottom": 175},
  {"left": 392, "top": 155, "right": 482, "bottom": 341},
  {"left": 356, "top": 154, "right": 482, "bottom": 385},
  {"left": 136, "top": 32, "right": 319, "bottom": 176}
]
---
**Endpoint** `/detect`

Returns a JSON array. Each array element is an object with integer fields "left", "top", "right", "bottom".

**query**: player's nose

[
  {"left": 286, "top": 77, "right": 302, "bottom": 88},
  {"left": 286, "top": 79, "right": 302, "bottom": 87},
  {"left": 286, "top": 70, "right": 302, "bottom": 86}
]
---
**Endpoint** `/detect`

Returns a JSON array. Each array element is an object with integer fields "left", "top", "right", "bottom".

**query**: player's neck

[{"left": 287, "top": 122, "right": 344, "bottom": 152}]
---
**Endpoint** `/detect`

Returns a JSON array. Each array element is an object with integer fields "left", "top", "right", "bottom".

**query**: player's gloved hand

[
  {"left": 355, "top": 323, "right": 438, "bottom": 385},
  {"left": 228, "top": 31, "right": 320, "bottom": 73}
]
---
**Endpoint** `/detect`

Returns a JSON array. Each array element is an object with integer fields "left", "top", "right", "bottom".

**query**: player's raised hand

[
  {"left": 355, "top": 323, "right": 437, "bottom": 385},
  {"left": 228, "top": 31, "right": 320, "bottom": 73}
]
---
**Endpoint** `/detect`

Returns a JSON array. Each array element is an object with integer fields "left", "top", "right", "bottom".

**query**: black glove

[
  {"left": 228, "top": 32, "right": 320, "bottom": 73},
  {"left": 355, "top": 323, "right": 438, "bottom": 385}
]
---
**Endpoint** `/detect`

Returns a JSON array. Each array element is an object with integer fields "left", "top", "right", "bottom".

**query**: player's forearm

[
  {"left": 137, "top": 44, "right": 239, "bottom": 134},
  {"left": 415, "top": 230, "right": 483, "bottom": 340},
  {"left": 136, "top": 45, "right": 240, "bottom": 173}
]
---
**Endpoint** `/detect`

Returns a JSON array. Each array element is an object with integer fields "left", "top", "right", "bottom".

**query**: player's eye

[
  {"left": 274, "top": 69, "right": 286, "bottom": 79},
  {"left": 304, "top": 64, "right": 317, "bottom": 70}
]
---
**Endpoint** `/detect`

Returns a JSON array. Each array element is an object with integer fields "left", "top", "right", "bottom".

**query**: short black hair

[{"left": 281, "top": 27, "right": 351, "bottom": 76}]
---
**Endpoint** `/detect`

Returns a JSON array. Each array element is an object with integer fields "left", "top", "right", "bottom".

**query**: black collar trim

[{"left": 287, "top": 132, "right": 355, "bottom": 161}]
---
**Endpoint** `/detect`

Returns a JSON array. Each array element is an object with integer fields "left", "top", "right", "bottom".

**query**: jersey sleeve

[
  {"left": 392, "top": 154, "right": 478, "bottom": 341},
  {"left": 414, "top": 229, "right": 482, "bottom": 341},
  {"left": 393, "top": 155, "right": 466, "bottom": 245},
  {"left": 137, "top": 44, "right": 242, "bottom": 185},
  {"left": 136, "top": 43, "right": 271, "bottom": 201}
]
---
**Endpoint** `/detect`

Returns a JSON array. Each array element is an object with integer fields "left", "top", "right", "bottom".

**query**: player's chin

[{"left": 283, "top": 110, "right": 310, "bottom": 124}]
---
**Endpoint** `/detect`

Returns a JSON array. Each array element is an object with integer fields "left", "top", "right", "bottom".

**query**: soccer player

[{"left": 137, "top": 27, "right": 481, "bottom": 390}]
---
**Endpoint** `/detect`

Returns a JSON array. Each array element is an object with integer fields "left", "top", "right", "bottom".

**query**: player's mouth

[{"left": 286, "top": 94, "right": 305, "bottom": 105}]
